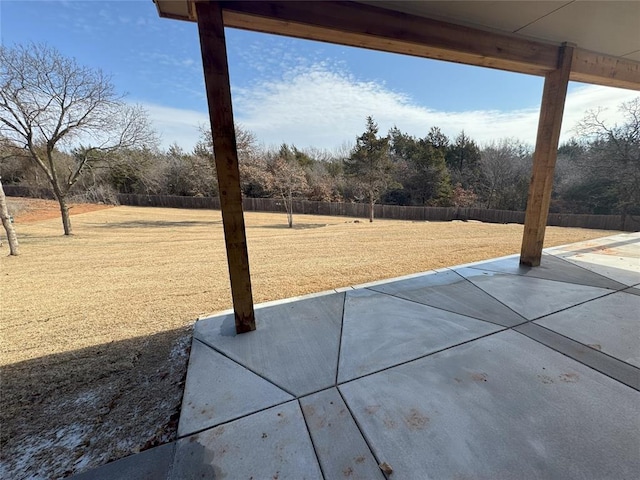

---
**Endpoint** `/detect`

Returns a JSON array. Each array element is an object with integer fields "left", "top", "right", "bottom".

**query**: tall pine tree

[
  {"left": 446, "top": 131, "right": 483, "bottom": 192},
  {"left": 344, "top": 117, "right": 393, "bottom": 222},
  {"left": 388, "top": 127, "right": 452, "bottom": 206}
]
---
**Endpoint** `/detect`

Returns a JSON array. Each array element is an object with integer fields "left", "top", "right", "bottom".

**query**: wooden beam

[
  {"left": 168, "top": 1, "right": 640, "bottom": 90},
  {"left": 520, "top": 44, "right": 574, "bottom": 267},
  {"left": 195, "top": 0, "right": 256, "bottom": 333},
  {"left": 219, "top": 1, "right": 559, "bottom": 77},
  {"left": 570, "top": 48, "right": 640, "bottom": 91}
]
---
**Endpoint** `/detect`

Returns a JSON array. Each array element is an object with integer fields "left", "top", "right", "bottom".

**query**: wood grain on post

[
  {"left": 520, "top": 44, "right": 575, "bottom": 267},
  {"left": 195, "top": 0, "right": 256, "bottom": 332}
]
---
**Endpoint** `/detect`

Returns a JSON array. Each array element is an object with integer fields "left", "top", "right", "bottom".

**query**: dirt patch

[
  {"left": 0, "top": 198, "right": 616, "bottom": 478},
  {"left": 471, "top": 372, "right": 489, "bottom": 382},
  {"left": 404, "top": 408, "right": 429, "bottom": 430},
  {"left": 559, "top": 372, "right": 580, "bottom": 383},
  {"left": 6, "top": 197, "right": 113, "bottom": 224}
]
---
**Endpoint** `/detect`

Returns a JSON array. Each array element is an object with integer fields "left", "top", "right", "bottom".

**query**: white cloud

[
  {"left": 142, "top": 63, "right": 639, "bottom": 152},
  {"left": 138, "top": 102, "right": 209, "bottom": 150},
  {"left": 561, "top": 84, "right": 639, "bottom": 139},
  {"left": 233, "top": 64, "right": 639, "bottom": 149}
]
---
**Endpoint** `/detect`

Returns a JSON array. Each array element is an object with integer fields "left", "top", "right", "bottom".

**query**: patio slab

[
  {"left": 69, "top": 442, "right": 175, "bottom": 480},
  {"left": 177, "top": 339, "right": 293, "bottom": 437},
  {"left": 549, "top": 254, "right": 639, "bottom": 286},
  {"left": 514, "top": 322, "right": 640, "bottom": 390},
  {"left": 625, "top": 286, "right": 640, "bottom": 296},
  {"left": 546, "top": 235, "right": 640, "bottom": 286},
  {"left": 171, "top": 401, "right": 322, "bottom": 479},
  {"left": 338, "top": 288, "right": 503, "bottom": 382},
  {"left": 468, "top": 252, "right": 627, "bottom": 289},
  {"left": 339, "top": 330, "right": 640, "bottom": 479},
  {"left": 535, "top": 291, "right": 640, "bottom": 367},
  {"left": 453, "top": 267, "right": 613, "bottom": 320},
  {"left": 299, "top": 388, "right": 384, "bottom": 480},
  {"left": 194, "top": 292, "right": 344, "bottom": 397},
  {"left": 368, "top": 268, "right": 525, "bottom": 326}
]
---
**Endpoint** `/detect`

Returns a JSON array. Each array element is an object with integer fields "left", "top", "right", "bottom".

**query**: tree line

[{"left": 1, "top": 43, "right": 639, "bottom": 238}]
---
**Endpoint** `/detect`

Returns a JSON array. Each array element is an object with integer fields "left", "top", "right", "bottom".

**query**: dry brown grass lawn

[{"left": 0, "top": 199, "right": 616, "bottom": 478}]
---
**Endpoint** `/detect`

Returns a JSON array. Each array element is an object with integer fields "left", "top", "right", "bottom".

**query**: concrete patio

[{"left": 74, "top": 232, "right": 639, "bottom": 479}]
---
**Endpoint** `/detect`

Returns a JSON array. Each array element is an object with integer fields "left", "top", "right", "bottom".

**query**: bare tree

[
  {"left": 0, "top": 176, "right": 19, "bottom": 255},
  {"left": 196, "top": 124, "right": 275, "bottom": 198},
  {"left": 480, "top": 139, "right": 532, "bottom": 210},
  {"left": 575, "top": 97, "right": 640, "bottom": 227},
  {"left": 0, "top": 43, "right": 156, "bottom": 235},
  {"left": 268, "top": 146, "right": 308, "bottom": 228},
  {"left": 306, "top": 161, "right": 340, "bottom": 201}
]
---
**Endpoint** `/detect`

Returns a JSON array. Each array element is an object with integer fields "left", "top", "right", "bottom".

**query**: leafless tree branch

[{"left": 0, "top": 43, "right": 157, "bottom": 235}]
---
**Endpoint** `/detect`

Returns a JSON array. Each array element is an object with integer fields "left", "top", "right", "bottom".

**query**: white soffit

[
  {"left": 154, "top": 0, "right": 193, "bottom": 21},
  {"left": 365, "top": 1, "right": 566, "bottom": 33},
  {"left": 364, "top": 1, "right": 640, "bottom": 59},
  {"left": 517, "top": 1, "right": 640, "bottom": 58}
]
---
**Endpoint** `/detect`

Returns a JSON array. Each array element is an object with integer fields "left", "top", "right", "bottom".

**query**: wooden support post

[
  {"left": 196, "top": 0, "right": 256, "bottom": 332},
  {"left": 520, "top": 43, "right": 574, "bottom": 266}
]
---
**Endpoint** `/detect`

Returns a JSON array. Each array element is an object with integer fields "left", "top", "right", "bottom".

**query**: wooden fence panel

[
  {"left": 3, "top": 187, "right": 636, "bottom": 232},
  {"left": 109, "top": 194, "right": 636, "bottom": 231},
  {"left": 2, "top": 185, "right": 54, "bottom": 199},
  {"left": 624, "top": 215, "right": 640, "bottom": 231}
]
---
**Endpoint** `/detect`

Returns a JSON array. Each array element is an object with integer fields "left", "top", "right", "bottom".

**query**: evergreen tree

[
  {"left": 388, "top": 127, "right": 452, "bottom": 206},
  {"left": 344, "top": 117, "right": 393, "bottom": 222},
  {"left": 446, "top": 131, "right": 483, "bottom": 192},
  {"left": 426, "top": 126, "right": 449, "bottom": 152}
]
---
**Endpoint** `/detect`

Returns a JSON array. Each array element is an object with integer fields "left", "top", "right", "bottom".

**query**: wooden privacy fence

[
  {"left": 3, "top": 186, "right": 638, "bottom": 231},
  {"left": 114, "top": 193, "right": 639, "bottom": 232},
  {"left": 3, "top": 185, "right": 54, "bottom": 199}
]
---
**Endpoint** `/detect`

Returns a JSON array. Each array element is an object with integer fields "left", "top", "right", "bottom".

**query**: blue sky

[{"left": 1, "top": 0, "right": 637, "bottom": 151}]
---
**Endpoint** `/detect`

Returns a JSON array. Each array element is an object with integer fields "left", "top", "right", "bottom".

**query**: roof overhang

[{"left": 154, "top": 0, "right": 640, "bottom": 90}]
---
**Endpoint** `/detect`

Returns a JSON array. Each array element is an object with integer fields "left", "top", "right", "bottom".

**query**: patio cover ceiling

[{"left": 155, "top": 0, "right": 640, "bottom": 90}]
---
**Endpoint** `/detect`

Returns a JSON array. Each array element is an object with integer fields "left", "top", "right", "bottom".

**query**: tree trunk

[
  {"left": 287, "top": 191, "right": 293, "bottom": 228},
  {"left": 282, "top": 192, "right": 293, "bottom": 228},
  {"left": 57, "top": 195, "right": 73, "bottom": 235},
  {"left": 46, "top": 152, "right": 73, "bottom": 236},
  {"left": 620, "top": 203, "right": 628, "bottom": 231},
  {"left": 369, "top": 197, "right": 374, "bottom": 222},
  {"left": 0, "top": 180, "right": 20, "bottom": 255}
]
